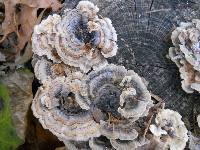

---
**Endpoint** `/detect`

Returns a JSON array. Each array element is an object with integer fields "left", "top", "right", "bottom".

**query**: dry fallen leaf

[{"left": 0, "top": 0, "right": 62, "bottom": 52}]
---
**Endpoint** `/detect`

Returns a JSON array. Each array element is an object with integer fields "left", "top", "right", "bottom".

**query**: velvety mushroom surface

[
  {"left": 32, "top": 77, "right": 101, "bottom": 142},
  {"left": 169, "top": 19, "right": 200, "bottom": 93},
  {"left": 149, "top": 109, "right": 188, "bottom": 150},
  {"left": 31, "top": 1, "right": 193, "bottom": 149},
  {"left": 75, "top": 64, "right": 153, "bottom": 145},
  {"left": 32, "top": 0, "right": 118, "bottom": 73}
]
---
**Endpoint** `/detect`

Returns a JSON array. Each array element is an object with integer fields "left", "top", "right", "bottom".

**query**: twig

[
  {"left": 143, "top": 114, "right": 154, "bottom": 138},
  {"left": 143, "top": 93, "right": 165, "bottom": 137}
]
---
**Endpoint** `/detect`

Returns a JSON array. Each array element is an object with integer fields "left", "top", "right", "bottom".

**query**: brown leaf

[
  {"left": 0, "top": 0, "right": 16, "bottom": 42},
  {"left": 17, "top": 5, "right": 37, "bottom": 50},
  {"left": 15, "top": 42, "right": 33, "bottom": 64},
  {"left": 0, "top": 0, "right": 62, "bottom": 52}
]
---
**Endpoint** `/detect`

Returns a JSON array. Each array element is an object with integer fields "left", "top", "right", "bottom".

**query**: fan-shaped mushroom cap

[
  {"left": 54, "top": 8, "right": 108, "bottom": 72},
  {"left": 32, "top": 55, "right": 85, "bottom": 84},
  {"left": 169, "top": 19, "right": 200, "bottom": 93},
  {"left": 33, "top": 57, "right": 68, "bottom": 84},
  {"left": 76, "top": 64, "right": 152, "bottom": 118},
  {"left": 89, "top": 137, "right": 113, "bottom": 150},
  {"left": 118, "top": 71, "right": 152, "bottom": 120},
  {"left": 87, "top": 17, "right": 118, "bottom": 58},
  {"left": 76, "top": 1, "right": 99, "bottom": 19},
  {"left": 75, "top": 64, "right": 153, "bottom": 140},
  {"left": 100, "top": 120, "right": 138, "bottom": 140},
  {"left": 31, "top": 77, "right": 100, "bottom": 142},
  {"left": 149, "top": 109, "right": 188, "bottom": 150},
  {"left": 32, "top": 1, "right": 117, "bottom": 73},
  {"left": 64, "top": 140, "right": 90, "bottom": 150},
  {"left": 188, "top": 133, "right": 200, "bottom": 150},
  {"left": 110, "top": 138, "right": 148, "bottom": 150},
  {"left": 32, "top": 14, "right": 62, "bottom": 63}
]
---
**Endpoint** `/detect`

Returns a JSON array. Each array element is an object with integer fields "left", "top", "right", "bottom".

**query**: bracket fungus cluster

[
  {"left": 169, "top": 19, "right": 200, "bottom": 93},
  {"left": 32, "top": 0, "right": 117, "bottom": 73},
  {"left": 31, "top": 1, "right": 189, "bottom": 149},
  {"left": 149, "top": 109, "right": 188, "bottom": 150}
]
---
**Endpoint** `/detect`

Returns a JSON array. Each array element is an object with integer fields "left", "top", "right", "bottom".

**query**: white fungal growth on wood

[
  {"left": 188, "top": 133, "right": 200, "bottom": 150},
  {"left": 149, "top": 109, "right": 189, "bottom": 150},
  {"left": 76, "top": 64, "right": 153, "bottom": 119},
  {"left": 30, "top": 1, "right": 168, "bottom": 149},
  {"left": 32, "top": 14, "right": 62, "bottom": 63},
  {"left": 110, "top": 139, "right": 149, "bottom": 150},
  {"left": 169, "top": 19, "right": 200, "bottom": 93},
  {"left": 75, "top": 64, "right": 153, "bottom": 144},
  {"left": 31, "top": 77, "right": 101, "bottom": 142},
  {"left": 31, "top": 0, "right": 120, "bottom": 145},
  {"left": 32, "top": 55, "right": 85, "bottom": 84},
  {"left": 33, "top": 57, "right": 67, "bottom": 84},
  {"left": 32, "top": 0, "right": 117, "bottom": 73},
  {"left": 99, "top": 120, "right": 138, "bottom": 140},
  {"left": 89, "top": 137, "right": 112, "bottom": 150}
]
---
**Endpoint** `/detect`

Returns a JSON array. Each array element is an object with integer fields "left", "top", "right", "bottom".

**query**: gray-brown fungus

[
  {"left": 32, "top": 1, "right": 117, "bottom": 73},
  {"left": 149, "top": 109, "right": 188, "bottom": 150},
  {"left": 76, "top": 64, "right": 153, "bottom": 140},
  {"left": 169, "top": 19, "right": 200, "bottom": 93},
  {"left": 32, "top": 54, "right": 85, "bottom": 84},
  {"left": 64, "top": 140, "right": 90, "bottom": 150},
  {"left": 110, "top": 138, "right": 148, "bottom": 150},
  {"left": 32, "top": 56, "right": 68, "bottom": 84},
  {"left": 89, "top": 136, "right": 113, "bottom": 150},
  {"left": 31, "top": 77, "right": 100, "bottom": 142},
  {"left": 32, "top": 14, "right": 62, "bottom": 63},
  {"left": 31, "top": 1, "right": 155, "bottom": 148},
  {"left": 188, "top": 133, "right": 200, "bottom": 150}
]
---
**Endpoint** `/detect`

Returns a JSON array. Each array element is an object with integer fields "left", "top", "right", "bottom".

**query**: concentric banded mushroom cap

[
  {"left": 32, "top": 55, "right": 85, "bottom": 84},
  {"left": 75, "top": 64, "right": 153, "bottom": 140},
  {"left": 32, "top": 56, "right": 69, "bottom": 84},
  {"left": 89, "top": 137, "right": 113, "bottom": 150},
  {"left": 149, "top": 109, "right": 188, "bottom": 150},
  {"left": 169, "top": 19, "right": 200, "bottom": 93},
  {"left": 110, "top": 138, "right": 148, "bottom": 150},
  {"left": 32, "top": 14, "right": 62, "bottom": 63},
  {"left": 76, "top": 64, "right": 152, "bottom": 118},
  {"left": 31, "top": 77, "right": 100, "bottom": 142},
  {"left": 32, "top": 1, "right": 117, "bottom": 73}
]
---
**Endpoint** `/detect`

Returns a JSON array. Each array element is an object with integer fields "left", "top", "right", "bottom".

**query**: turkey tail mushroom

[
  {"left": 169, "top": 19, "right": 200, "bottom": 93},
  {"left": 32, "top": 14, "right": 62, "bottom": 63},
  {"left": 149, "top": 109, "right": 188, "bottom": 150},
  {"left": 75, "top": 64, "right": 153, "bottom": 144},
  {"left": 31, "top": 77, "right": 101, "bottom": 142},
  {"left": 32, "top": 0, "right": 117, "bottom": 73},
  {"left": 76, "top": 64, "right": 153, "bottom": 119}
]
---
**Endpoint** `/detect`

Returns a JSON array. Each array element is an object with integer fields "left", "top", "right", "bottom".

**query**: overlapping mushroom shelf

[
  {"left": 169, "top": 19, "right": 200, "bottom": 93},
  {"left": 31, "top": 1, "right": 189, "bottom": 150},
  {"left": 32, "top": 0, "right": 117, "bottom": 73}
]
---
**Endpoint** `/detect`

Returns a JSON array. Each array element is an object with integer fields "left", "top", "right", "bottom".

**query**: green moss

[
  {"left": 17, "top": 68, "right": 32, "bottom": 75},
  {"left": 0, "top": 83, "right": 23, "bottom": 150}
]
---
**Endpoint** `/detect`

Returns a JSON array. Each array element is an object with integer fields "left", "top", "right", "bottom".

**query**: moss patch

[{"left": 0, "top": 83, "right": 23, "bottom": 150}]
